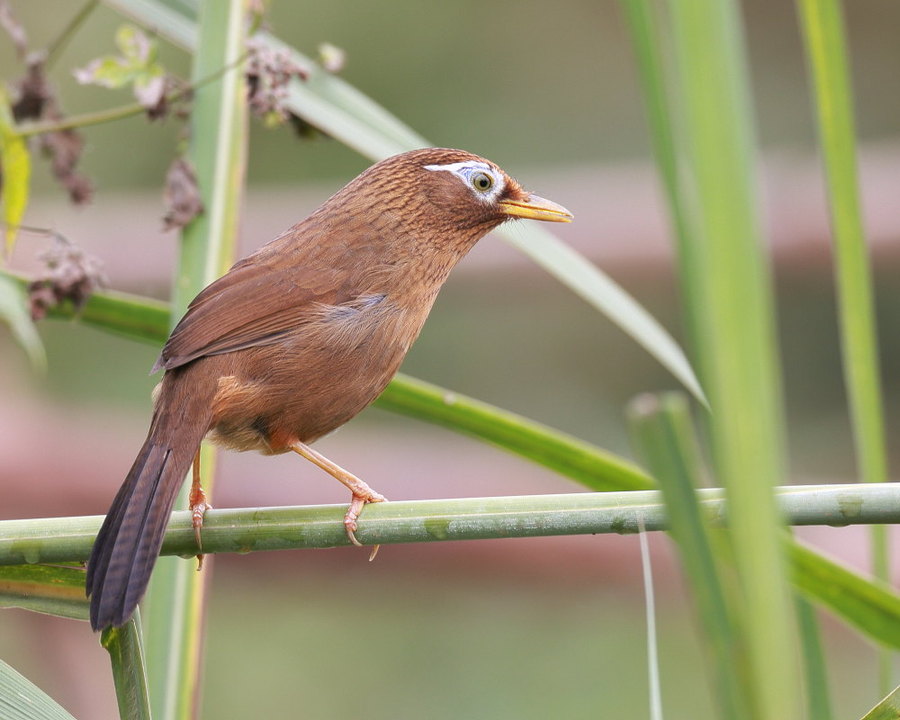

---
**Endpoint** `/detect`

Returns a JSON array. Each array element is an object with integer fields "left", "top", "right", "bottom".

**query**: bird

[{"left": 85, "top": 147, "right": 573, "bottom": 631}]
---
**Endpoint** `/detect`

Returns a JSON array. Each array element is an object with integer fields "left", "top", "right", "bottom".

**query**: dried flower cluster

[
  {"left": 2, "top": 2, "right": 92, "bottom": 205},
  {"left": 245, "top": 38, "right": 309, "bottom": 127},
  {"left": 28, "top": 236, "right": 107, "bottom": 320},
  {"left": 162, "top": 157, "right": 204, "bottom": 231}
]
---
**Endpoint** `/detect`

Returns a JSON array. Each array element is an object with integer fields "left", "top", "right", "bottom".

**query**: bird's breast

[{"left": 206, "top": 292, "right": 435, "bottom": 453}]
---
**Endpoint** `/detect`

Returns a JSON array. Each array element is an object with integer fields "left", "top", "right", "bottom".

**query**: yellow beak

[{"left": 499, "top": 194, "right": 573, "bottom": 223}]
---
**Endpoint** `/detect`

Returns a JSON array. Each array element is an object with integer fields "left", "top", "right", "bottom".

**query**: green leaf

[
  {"left": 795, "top": 6, "right": 891, "bottom": 690},
  {"left": 379, "top": 374, "right": 654, "bottom": 492},
  {"left": 0, "top": 274, "right": 45, "bottom": 370},
  {"left": 0, "top": 658, "right": 78, "bottom": 720},
  {"left": 75, "top": 56, "right": 140, "bottom": 89},
  {"left": 861, "top": 685, "right": 900, "bottom": 720},
  {"left": 0, "top": 564, "right": 87, "bottom": 620},
  {"left": 789, "top": 539, "right": 900, "bottom": 650},
  {"left": 115, "top": 24, "right": 155, "bottom": 66},
  {"left": 497, "top": 223, "right": 707, "bottom": 406},
  {"left": 0, "top": 87, "right": 31, "bottom": 256},
  {"left": 73, "top": 24, "right": 164, "bottom": 98}
]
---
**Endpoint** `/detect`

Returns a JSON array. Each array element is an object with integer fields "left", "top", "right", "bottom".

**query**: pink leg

[{"left": 289, "top": 440, "right": 386, "bottom": 547}]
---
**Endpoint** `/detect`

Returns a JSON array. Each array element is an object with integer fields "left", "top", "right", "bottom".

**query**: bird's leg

[
  {"left": 289, "top": 440, "right": 386, "bottom": 548},
  {"left": 188, "top": 447, "right": 212, "bottom": 569}
]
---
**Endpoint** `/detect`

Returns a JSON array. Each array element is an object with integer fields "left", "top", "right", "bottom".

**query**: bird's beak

[{"left": 499, "top": 193, "right": 574, "bottom": 223}]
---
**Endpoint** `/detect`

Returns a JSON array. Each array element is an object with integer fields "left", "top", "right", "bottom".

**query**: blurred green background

[{"left": 1, "top": 0, "right": 898, "bottom": 717}]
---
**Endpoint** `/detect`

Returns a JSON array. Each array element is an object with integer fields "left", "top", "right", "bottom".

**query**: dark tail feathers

[{"left": 86, "top": 375, "right": 209, "bottom": 630}]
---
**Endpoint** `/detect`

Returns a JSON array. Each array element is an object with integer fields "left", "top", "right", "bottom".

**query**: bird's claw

[
  {"left": 189, "top": 485, "right": 212, "bottom": 568},
  {"left": 344, "top": 489, "right": 386, "bottom": 548}
]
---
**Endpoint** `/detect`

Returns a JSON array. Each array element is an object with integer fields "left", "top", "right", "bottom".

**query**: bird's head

[{"left": 342, "top": 148, "right": 573, "bottom": 236}]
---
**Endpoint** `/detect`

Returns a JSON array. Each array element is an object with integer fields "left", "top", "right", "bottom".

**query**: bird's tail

[{"left": 86, "top": 369, "right": 212, "bottom": 631}]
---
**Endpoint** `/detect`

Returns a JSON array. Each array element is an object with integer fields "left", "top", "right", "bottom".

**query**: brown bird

[{"left": 86, "top": 147, "right": 572, "bottom": 630}]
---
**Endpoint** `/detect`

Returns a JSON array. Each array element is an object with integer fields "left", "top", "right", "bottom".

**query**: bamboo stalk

[
  {"left": 140, "top": 1, "right": 248, "bottom": 717},
  {"left": 3, "top": 484, "right": 900, "bottom": 564}
]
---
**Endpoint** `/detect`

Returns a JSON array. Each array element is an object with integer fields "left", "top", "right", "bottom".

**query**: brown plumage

[{"left": 86, "top": 148, "right": 572, "bottom": 630}]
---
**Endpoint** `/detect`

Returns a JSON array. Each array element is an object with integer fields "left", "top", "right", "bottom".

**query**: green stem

[
  {"left": 796, "top": 0, "right": 892, "bottom": 691},
  {"left": 101, "top": 610, "right": 152, "bottom": 720},
  {"left": 2, "top": 485, "right": 900, "bottom": 565},
  {"left": 44, "top": 0, "right": 101, "bottom": 70},
  {"left": 5, "top": 488, "right": 900, "bottom": 652},
  {"left": 16, "top": 100, "right": 150, "bottom": 138},
  {"left": 15, "top": 50, "right": 249, "bottom": 139},
  {"left": 666, "top": 0, "right": 798, "bottom": 714}
]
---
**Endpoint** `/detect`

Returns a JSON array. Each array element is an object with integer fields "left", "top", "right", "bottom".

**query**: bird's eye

[{"left": 471, "top": 172, "right": 494, "bottom": 193}]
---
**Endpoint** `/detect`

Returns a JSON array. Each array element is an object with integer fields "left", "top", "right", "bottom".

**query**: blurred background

[{"left": 1, "top": 0, "right": 898, "bottom": 717}]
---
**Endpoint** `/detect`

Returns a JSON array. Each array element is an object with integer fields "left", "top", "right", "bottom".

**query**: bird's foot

[
  {"left": 188, "top": 484, "right": 213, "bottom": 569},
  {"left": 288, "top": 439, "right": 386, "bottom": 553},
  {"left": 344, "top": 486, "right": 387, "bottom": 548}
]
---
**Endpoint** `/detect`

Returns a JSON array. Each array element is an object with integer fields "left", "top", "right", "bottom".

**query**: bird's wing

[{"left": 154, "top": 237, "right": 352, "bottom": 372}]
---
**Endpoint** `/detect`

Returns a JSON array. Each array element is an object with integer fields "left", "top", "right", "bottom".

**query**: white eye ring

[{"left": 425, "top": 160, "right": 505, "bottom": 203}]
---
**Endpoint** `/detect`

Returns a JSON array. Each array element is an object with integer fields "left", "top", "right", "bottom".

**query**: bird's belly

[{"left": 205, "top": 298, "right": 426, "bottom": 454}]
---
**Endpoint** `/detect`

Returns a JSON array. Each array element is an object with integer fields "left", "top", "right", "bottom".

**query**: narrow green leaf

[
  {"left": 789, "top": 539, "right": 900, "bottom": 650},
  {"left": 0, "top": 565, "right": 87, "bottom": 620},
  {"left": 496, "top": 224, "right": 707, "bottom": 406},
  {"left": 101, "top": 610, "right": 152, "bottom": 720},
  {"left": 627, "top": 393, "right": 748, "bottom": 720},
  {"left": 797, "top": 0, "right": 893, "bottom": 692},
  {"left": 0, "top": 88, "right": 31, "bottom": 256},
  {"left": 861, "top": 685, "right": 900, "bottom": 720},
  {"left": 0, "top": 659, "right": 77, "bottom": 720},
  {"left": 0, "top": 274, "right": 46, "bottom": 370},
  {"left": 377, "top": 374, "right": 654, "bottom": 492},
  {"left": 618, "top": 0, "right": 702, "bottom": 348}
]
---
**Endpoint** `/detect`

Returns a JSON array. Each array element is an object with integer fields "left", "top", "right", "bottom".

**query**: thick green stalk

[
  {"left": 665, "top": 0, "right": 798, "bottom": 715},
  {"left": 142, "top": 1, "right": 248, "bottom": 718},
  {"left": 3, "top": 485, "right": 900, "bottom": 563},
  {"left": 5, "top": 486, "right": 900, "bottom": 649},
  {"left": 102, "top": 610, "right": 152, "bottom": 720}
]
